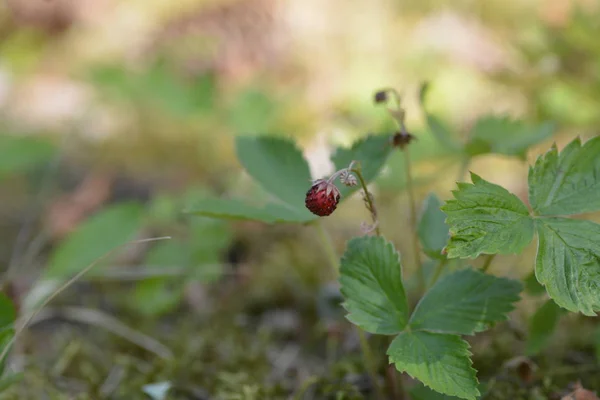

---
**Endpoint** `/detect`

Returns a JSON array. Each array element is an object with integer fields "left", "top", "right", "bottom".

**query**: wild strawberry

[{"left": 305, "top": 179, "right": 341, "bottom": 217}]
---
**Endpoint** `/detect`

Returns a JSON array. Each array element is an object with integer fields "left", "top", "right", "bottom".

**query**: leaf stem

[
  {"left": 357, "top": 329, "right": 385, "bottom": 400},
  {"left": 429, "top": 258, "right": 449, "bottom": 288},
  {"left": 481, "top": 254, "right": 496, "bottom": 273},
  {"left": 314, "top": 220, "right": 385, "bottom": 399},
  {"left": 351, "top": 168, "right": 380, "bottom": 236},
  {"left": 315, "top": 221, "right": 340, "bottom": 278},
  {"left": 402, "top": 147, "right": 423, "bottom": 293}
]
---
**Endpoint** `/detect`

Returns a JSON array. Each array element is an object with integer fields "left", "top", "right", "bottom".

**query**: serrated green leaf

[
  {"left": 339, "top": 236, "right": 409, "bottom": 334},
  {"left": 187, "top": 198, "right": 315, "bottom": 223},
  {"left": 465, "top": 116, "right": 555, "bottom": 159},
  {"left": 388, "top": 331, "right": 479, "bottom": 400},
  {"left": 409, "top": 268, "right": 522, "bottom": 335},
  {"left": 235, "top": 136, "right": 313, "bottom": 212},
  {"left": 526, "top": 299, "right": 563, "bottom": 355},
  {"left": 46, "top": 202, "right": 144, "bottom": 278},
  {"left": 418, "top": 193, "right": 449, "bottom": 260},
  {"left": 529, "top": 136, "right": 600, "bottom": 216},
  {"left": 442, "top": 173, "right": 534, "bottom": 258},
  {"left": 331, "top": 134, "right": 391, "bottom": 198},
  {"left": 535, "top": 217, "right": 600, "bottom": 315}
]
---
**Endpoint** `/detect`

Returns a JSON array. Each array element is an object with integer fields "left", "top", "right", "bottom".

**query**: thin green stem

[
  {"left": 315, "top": 221, "right": 340, "bottom": 277},
  {"left": 429, "top": 258, "right": 449, "bottom": 288},
  {"left": 314, "top": 219, "right": 385, "bottom": 399},
  {"left": 403, "top": 148, "right": 423, "bottom": 293},
  {"left": 357, "top": 329, "right": 385, "bottom": 400},
  {"left": 481, "top": 254, "right": 496, "bottom": 273},
  {"left": 351, "top": 168, "right": 380, "bottom": 236}
]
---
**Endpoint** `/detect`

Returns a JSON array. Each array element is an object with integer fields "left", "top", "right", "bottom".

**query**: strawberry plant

[{"left": 190, "top": 85, "right": 600, "bottom": 398}]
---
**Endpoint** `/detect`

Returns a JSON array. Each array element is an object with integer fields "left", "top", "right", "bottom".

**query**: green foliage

[
  {"left": 418, "top": 193, "right": 449, "bottom": 260},
  {"left": 529, "top": 136, "right": 600, "bottom": 216},
  {"left": 526, "top": 299, "right": 563, "bottom": 355},
  {"left": 443, "top": 137, "right": 600, "bottom": 315},
  {"left": 409, "top": 268, "right": 522, "bottom": 335},
  {"left": 535, "top": 218, "right": 600, "bottom": 315},
  {"left": 465, "top": 117, "right": 555, "bottom": 159},
  {"left": 442, "top": 173, "right": 534, "bottom": 258},
  {"left": 339, "top": 236, "right": 408, "bottom": 334},
  {"left": 190, "top": 135, "right": 390, "bottom": 223},
  {"left": 235, "top": 136, "right": 313, "bottom": 211},
  {"left": 339, "top": 237, "right": 520, "bottom": 399},
  {"left": 388, "top": 332, "right": 479, "bottom": 400},
  {"left": 0, "top": 135, "right": 56, "bottom": 176},
  {"left": 331, "top": 134, "right": 391, "bottom": 198},
  {"left": 46, "top": 202, "right": 144, "bottom": 278}
]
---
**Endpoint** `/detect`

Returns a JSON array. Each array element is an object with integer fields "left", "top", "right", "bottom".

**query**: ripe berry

[{"left": 305, "top": 179, "right": 341, "bottom": 217}]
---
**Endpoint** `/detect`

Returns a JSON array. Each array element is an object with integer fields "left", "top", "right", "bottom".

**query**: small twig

[
  {"left": 32, "top": 306, "right": 173, "bottom": 360},
  {"left": 0, "top": 236, "right": 171, "bottom": 365}
]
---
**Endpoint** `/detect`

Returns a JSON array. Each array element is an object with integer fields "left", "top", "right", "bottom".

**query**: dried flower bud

[
  {"left": 390, "top": 131, "right": 416, "bottom": 149},
  {"left": 374, "top": 90, "right": 388, "bottom": 104}
]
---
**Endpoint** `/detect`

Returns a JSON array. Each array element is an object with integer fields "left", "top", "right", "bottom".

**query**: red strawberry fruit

[{"left": 305, "top": 179, "right": 341, "bottom": 217}]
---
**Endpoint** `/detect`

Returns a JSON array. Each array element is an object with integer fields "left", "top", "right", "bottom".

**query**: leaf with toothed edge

[
  {"left": 388, "top": 331, "right": 479, "bottom": 400},
  {"left": 441, "top": 173, "right": 534, "bottom": 259}
]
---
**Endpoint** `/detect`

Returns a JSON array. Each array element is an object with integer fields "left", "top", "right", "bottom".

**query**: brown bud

[{"left": 374, "top": 90, "right": 388, "bottom": 104}]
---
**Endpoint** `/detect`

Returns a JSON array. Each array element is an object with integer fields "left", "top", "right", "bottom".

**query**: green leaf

[
  {"left": 388, "top": 331, "right": 479, "bottom": 400},
  {"left": 187, "top": 198, "right": 315, "bottom": 223},
  {"left": 339, "top": 236, "right": 409, "bottom": 334},
  {"left": 0, "top": 135, "right": 55, "bottom": 175},
  {"left": 465, "top": 116, "right": 555, "bottom": 159},
  {"left": 529, "top": 136, "right": 600, "bottom": 216},
  {"left": 526, "top": 299, "right": 563, "bottom": 355},
  {"left": 418, "top": 193, "right": 449, "bottom": 259},
  {"left": 331, "top": 134, "right": 392, "bottom": 198},
  {"left": 145, "top": 240, "right": 191, "bottom": 268},
  {"left": 46, "top": 202, "right": 144, "bottom": 278},
  {"left": 409, "top": 268, "right": 522, "bottom": 335},
  {"left": 535, "top": 217, "right": 600, "bottom": 315},
  {"left": 442, "top": 173, "right": 534, "bottom": 258},
  {"left": 235, "top": 136, "right": 314, "bottom": 215}
]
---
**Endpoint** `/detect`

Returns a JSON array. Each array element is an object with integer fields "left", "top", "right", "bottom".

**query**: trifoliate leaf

[
  {"left": 465, "top": 116, "right": 555, "bottom": 159},
  {"left": 339, "top": 236, "right": 409, "bottom": 334},
  {"left": 418, "top": 193, "right": 449, "bottom": 260},
  {"left": 526, "top": 299, "right": 564, "bottom": 355},
  {"left": 409, "top": 268, "right": 522, "bottom": 335},
  {"left": 235, "top": 136, "right": 313, "bottom": 213},
  {"left": 442, "top": 173, "right": 534, "bottom": 258},
  {"left": 529, "top": 136, "right": 600, "bottom": 216},
  {"left": 331, "top": 134, "right": 391, "bottom": 198},
  {"left": 388, "top": 331, "right": 479, "bottom": 400},
  {"left": 535, "top": 217, "right": 600, "bottom": 315}
]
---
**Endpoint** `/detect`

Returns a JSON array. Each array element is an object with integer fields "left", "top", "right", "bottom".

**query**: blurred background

[{"left": 1, "top": 0, "right": 600, "bottom": 398}]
